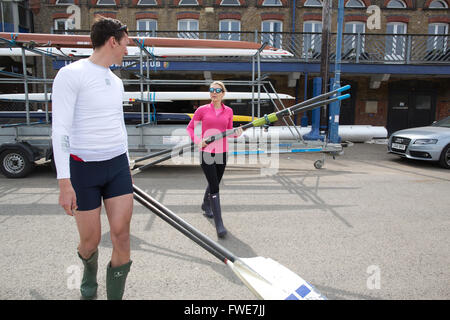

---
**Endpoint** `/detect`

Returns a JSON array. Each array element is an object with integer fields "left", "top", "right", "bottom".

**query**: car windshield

[{"left": 432, "top": 117, "right": 450, "bottom": 128}]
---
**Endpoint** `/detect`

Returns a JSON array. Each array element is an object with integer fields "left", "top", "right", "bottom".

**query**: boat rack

[{"left": 0, "top": 33, "right": 343, "bottom": 178}]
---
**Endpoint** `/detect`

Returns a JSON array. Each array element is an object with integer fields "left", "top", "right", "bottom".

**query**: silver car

[{"left": 388, "top": 116, "right": 450, "bottom": 169}]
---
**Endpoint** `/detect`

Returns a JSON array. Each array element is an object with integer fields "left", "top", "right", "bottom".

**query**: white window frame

[
  {"left": 303, "top": 20, "right": 322, "bottom": 57},
  {"left": 96, "top": 0, "right": 116, "bottom": 5},
  {"left": 177, "top": 19, "right": 199, "bottom": 39},
  {"left": 427, "top": 23, "right": 448, "bottom": 52},
  {"left": 178, "top": 0, "right": 199, "bottom": 5},
  {"left": 385, "top": 22, "right": 407, "bottom": 61},
  {"left": 304, "top": 0, "right": 322, "bottom": 7},
  {"left": 137, "top": 0, "right": 158, "bottom": 5},
  {"left": 54, "top": 18, "right": 74, "bottom": 34},
  {"left": 219, "top": 19, "right": 241, "bottom": 41},
  {"left": 429, "top": 0, "right": 448, "bottom": 8},
  {"left": 261, "top": 20, "right": 283, "bottom": 48},
  {"left": 386, "top": 0, "right": 407, "bottom": 8},
  {"left": 220, "top": 0, "right": 241, "bottom": 5},
  {"left": 137, "top": 19, "right": 158, "bottom": 37},
  {"left": 344, "top": 21, "right": 366, "bottom": 56},
  {"left": 262, "top": 0, "right": 282, "bottom": 6},
  {"left": 55, "top": 0, "right": 75, "bottom": 5},
  {"left": 345, "top": 0, "right": 365, "bottom": 8}
]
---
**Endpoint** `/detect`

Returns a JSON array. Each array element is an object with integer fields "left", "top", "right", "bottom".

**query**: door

[
  {"left": 338, "top": 79, "right": 356, "bottom": 125},
  {"left": 387, "top": 92, "right": 409, "bottom": 134},
  {"left": 387, "top": 83, "right": 436, "bottom": 134}
]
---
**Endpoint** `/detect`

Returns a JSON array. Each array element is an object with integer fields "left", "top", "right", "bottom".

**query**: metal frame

[{"left": 0, "top": 32, "right": 345, "bottom": 177}]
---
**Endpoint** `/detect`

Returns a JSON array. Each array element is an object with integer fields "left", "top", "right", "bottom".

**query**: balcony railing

[{"left": 54, "top": 29, "right": 450, "bottom": 64}]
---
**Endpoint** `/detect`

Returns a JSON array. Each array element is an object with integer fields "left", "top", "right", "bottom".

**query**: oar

[
  {"left": 131, "top": 84, "right": 350, "bottom": 167},
  {"left": 131, "top": 92, "right": 350, "bottom": 174},
  {"left": 133, "top": 184, "right": 326, "bottom": 300}
]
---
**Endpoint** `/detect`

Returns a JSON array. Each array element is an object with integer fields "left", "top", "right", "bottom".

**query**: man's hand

[{"left": 58, "top": 178, "right": 77, "bottom": 216}]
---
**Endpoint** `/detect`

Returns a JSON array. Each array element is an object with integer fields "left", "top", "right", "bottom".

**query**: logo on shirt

[{"left": 105, "top": 78, "right": 111, "bottom": 86}]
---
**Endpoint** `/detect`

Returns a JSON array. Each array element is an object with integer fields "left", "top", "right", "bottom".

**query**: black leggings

[{"left": 200, "top": 152, "right": 228, "bottom": 194}]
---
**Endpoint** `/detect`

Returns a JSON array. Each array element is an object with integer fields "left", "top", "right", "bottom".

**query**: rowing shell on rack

[
  {"left": 0, "top": 32, "right": 288, "bottom": 51},
  {"left": 0, "top": 91, "right": 295, "bottom": 103},
  {"left": 0, "top": 46, "right": 293, "bottom": 57}
]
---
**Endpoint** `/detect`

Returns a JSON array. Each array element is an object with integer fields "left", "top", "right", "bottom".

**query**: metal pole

[
  {"left": 257, "top": 50, "right": 261, "bottom": 119},
  {"left": 42, "top": 55, "right": 49, "bottom": 123},
  {"left": 251, "top": 56, "right": 255, "bottom": 122},
  {"left": 21, "top": 47, "right": 30, "bottom": 125},
  {"left": 334, "top": 0, "right": 344, "bottom": 90},
  {"left": 320, "top": 0, "right": 332, "bottom": 133},
  {"left": 139, "top": 49, "right": 144, "bottom": 125},
  {"left": 146, "top": 55, "right": 150, "bottom": 123},
  {"left": 1, "top": 2, "right": 5, "bottom": 33},
  {"left": 329, "top": 0, "right": 345, "bottom": 143}
]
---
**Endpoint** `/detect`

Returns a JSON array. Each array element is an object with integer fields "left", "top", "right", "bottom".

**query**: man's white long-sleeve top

[{"left": 51, "top": 59, "right": 128, "bottom": 179}]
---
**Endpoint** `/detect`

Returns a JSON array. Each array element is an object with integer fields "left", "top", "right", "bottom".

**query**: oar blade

[{"left": 228, "top": 257, "right": 326, "bottom": 300}]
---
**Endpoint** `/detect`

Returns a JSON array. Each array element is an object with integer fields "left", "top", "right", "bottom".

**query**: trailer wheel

[
  {"left": 0, "top": 149, "right": 34, "bottom": 178},
  {"left": 314, "top": 160, "right": 323, "bottom": 169}
]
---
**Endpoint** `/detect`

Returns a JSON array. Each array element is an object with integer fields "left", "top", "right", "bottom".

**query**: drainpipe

[{"left": 292, "top": 0, "right": 296, "bottom": 33}]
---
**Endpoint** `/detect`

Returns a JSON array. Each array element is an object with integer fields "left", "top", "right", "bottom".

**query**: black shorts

[{"left": 70, "top": 153, "right": 133, "bottom": 211}]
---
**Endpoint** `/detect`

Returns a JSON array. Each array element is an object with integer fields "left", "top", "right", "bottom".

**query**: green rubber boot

[
  {"left": 77, "top": 250, "right": 98, "bottom": 300},
  {"left": 106, "top": 260, "right": 132, "bottom": 300}
]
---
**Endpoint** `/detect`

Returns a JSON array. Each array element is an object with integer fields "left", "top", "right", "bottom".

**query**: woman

[{"left": 186, "top": 81, "right": 243, "bottom": 238}]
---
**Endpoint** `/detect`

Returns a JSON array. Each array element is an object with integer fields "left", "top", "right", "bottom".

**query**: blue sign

[{"left": 52, "top": 60, "right": 171, "bottom": 71}]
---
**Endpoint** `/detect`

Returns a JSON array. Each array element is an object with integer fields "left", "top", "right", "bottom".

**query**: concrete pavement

[{"left": 0, "top": 142, "right": 449, "bottom": 300}]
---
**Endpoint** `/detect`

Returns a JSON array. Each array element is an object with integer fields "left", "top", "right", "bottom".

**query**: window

[
  {"left": 386, "top": 0, "right": 406, "bottom": 8},
  {"left": 220, "top": 0, "right": 240, "bottom": 5},
  {"left": 179, "top": 0, "right": 198, "bottom": 5},
  {"left": 220, "top": 20, "right": 241, "bottom": 41},
  {"left": 261, "top": 20, "right": 283, "bottom": 48},
  {"left": 303, "top": 21, "right": 322, "bottom": 57},
  {"left": 96, "top": 0, "right": 116, "bottom": 5},
  {"left": 137, "top": 19, "right": 157, "bottom": 37},
  {"left": 137, "top": 0, "right": 157, "bottom": 4},
  {"left": 345, "top": 0, "right": 365, "bottom": 7},
  {"left": 428, "top": 23, "right": 448, "bottom": 52},
  {"left": 178, "top": 19, "right": 199, "bottom": 39},
  {"left": 304, "top": 0, "right": 322, "bottom": 7},
  {"left": 18, "top": 2, "right": 31, "bottom": 32},
  {"left": 262, "top": 0, "right": 282, "bottom": 5},
  {"left": 54, "top": 18, "right": 75, "bottom": 34},
  {"left": 429, "top": 0, "right": 448, "bottom": 8},
  {"left": 385, "top": 22, "right": 407, "bottom": 60},
  {"left": 344, "top": 22, "right": 365, "bottom": 56},
  {"left": 55, "top": 0, "right": 75, "bottom": 4}
]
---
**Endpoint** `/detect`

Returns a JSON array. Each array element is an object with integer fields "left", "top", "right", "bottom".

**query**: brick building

[{"left": 6, "top": 0, "right": 450, "bottom": 133}]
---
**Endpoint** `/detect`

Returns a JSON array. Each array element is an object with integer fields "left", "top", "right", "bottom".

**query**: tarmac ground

[{"left": 0, "top": 142, "right": 449, "bottom": 301}]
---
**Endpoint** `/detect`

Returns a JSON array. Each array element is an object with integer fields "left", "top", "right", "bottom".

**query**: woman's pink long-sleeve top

[{"left": 186, "top": 103, "right": 236, "bottom": 153}]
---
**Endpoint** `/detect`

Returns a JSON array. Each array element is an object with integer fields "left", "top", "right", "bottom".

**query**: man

[{"left": 52, "top": 17, "right": 133, "bottom": 300}]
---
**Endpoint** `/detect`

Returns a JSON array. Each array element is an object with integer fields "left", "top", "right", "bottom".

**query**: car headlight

[{"left": 413, "top": 139, "right": 438, "bottom": 144}]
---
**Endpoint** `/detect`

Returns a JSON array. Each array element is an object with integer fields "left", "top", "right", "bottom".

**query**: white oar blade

[{"left": 227, "top": 257, "right": 326, "bottom": 300}]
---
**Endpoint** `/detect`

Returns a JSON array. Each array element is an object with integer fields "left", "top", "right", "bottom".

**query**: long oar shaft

[
  {"left": 132, "top": 93, "right": 349, "bottom": 174},
  {"left": 132, "top": 84, "right": 351, "bottom": 165},
  {"left": 133, "top": 191, "right": 228, "bottom": 263},
  {"left": 133, "top": 184, "right": 237, "bottom": 263},
  {"left": 208, "top": 93, "right": 350, "bottom": 143}
]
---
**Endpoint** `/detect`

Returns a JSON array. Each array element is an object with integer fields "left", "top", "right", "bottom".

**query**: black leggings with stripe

[{"left": 200, "top": 152, "right": 228, "bottom": 194}]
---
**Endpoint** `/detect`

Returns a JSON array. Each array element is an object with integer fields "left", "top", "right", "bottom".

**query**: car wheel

[
  {"left": 439, "top": 144, "right": 450, "bottom": 169},
  {"left": 0, "top": 149, "right": 34, "bottom": 178}
]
